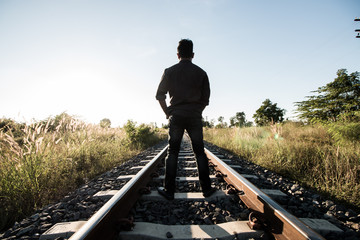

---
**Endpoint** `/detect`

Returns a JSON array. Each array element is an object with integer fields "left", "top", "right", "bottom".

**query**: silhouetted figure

[{"left": 155, "top": 39, "right": 215, "bottom": 200}]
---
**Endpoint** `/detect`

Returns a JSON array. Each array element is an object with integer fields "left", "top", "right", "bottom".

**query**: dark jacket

[{"left": 156, "top": 60, "right": 210, "bottom": 118}]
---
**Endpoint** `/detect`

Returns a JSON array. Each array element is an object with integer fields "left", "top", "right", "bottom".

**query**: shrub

[
  {"left": 100, "top": 118, "right": 111, "bottom": 128},
  {"left": 123, "top": 120, "right": 160, "bottom": 148},
  {"left": 0, "top": 118, "right": 25, "bottom": 144}
]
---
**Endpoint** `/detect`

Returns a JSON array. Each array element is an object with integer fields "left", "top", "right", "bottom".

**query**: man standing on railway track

[{"left": 155, "top": 39, "right": 215, "bottom": 200}]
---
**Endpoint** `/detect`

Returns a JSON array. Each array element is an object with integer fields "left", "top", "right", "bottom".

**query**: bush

[
  {"left": 0, "top": 118, "right": 25, "bottom": 144},
  {"left": 123, "top": 120, "right": 160, "bottom": 148},
  {"left": 100, "top": 118, "right": 111, "bottom": 128}
]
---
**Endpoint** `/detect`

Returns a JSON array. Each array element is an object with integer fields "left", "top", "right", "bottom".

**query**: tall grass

[
  {"left": 0, "top": 115, "right": 166, "bottom": 231},
  {"left": 204, "top": 122, "right": 360, "bottom": 208}
]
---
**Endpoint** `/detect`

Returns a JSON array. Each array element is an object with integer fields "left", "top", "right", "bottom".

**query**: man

[{"left": 155, "top": 39, "right": 215, "bottom": 200}]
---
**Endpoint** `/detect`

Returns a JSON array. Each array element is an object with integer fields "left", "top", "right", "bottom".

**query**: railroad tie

[
  {"left": 152, "top": 175, "right": 259, "bottom": 181},
  {"left": 117, "top": 175, "right": 136, "bottom": 180},
  {"left": 118, "top": 221, "right": 263, "bottom": 240},
  {"left": 39, "top": 217, "right": 342, "bottom": 240},
  {"left": 92, "top": 188, "right": 287, "bottom": 201}
]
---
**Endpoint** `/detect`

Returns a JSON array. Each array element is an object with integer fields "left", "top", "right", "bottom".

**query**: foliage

[
  {"left": 40, "top": 112, "right": 83, "bottom": 132},
  {"left": 0, "top": 118, "right": 25, "bottom": 145},
  {"left": 0, "top": 118, "right": 19, "bottom": 132},
  {"left": 204, "top": 122, "right": 360, "bottom": 209},
  {"left": 215, "top": 116, "right": 227, "bottom": 128},
  {"left": 229, "top": 112, "right": 253, "bottom": 128},
  {"left": 253, "top": 99, "right": 285, "bottom": 126},
  {"left": 202, "top": 117, "right": 214, "bottom": 128},
  {"left": 100, "top": 118, "right": 111, "bottom": 128},
  {"left": 296, "top": 69, "right": 360, "bottom": 123},
  {"left": 0, "top": 115, "right": 165, "bottom": 231},
  {"left": 218, "top": 116, "right": 224, "bottom": 123},
  {"left": 327, "top": 119, "right": 360, "bottom": 145},
  {"left": 123, "top": 120, "right": 161, "bottom": 148},
  {"left": 229, "top": 112, "right": 245, "bottom": 127}
]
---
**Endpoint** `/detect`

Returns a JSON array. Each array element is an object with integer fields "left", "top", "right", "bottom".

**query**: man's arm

[
  {"left": 200, "top": 73, "right": 210, "bottom": 109},
  {"left": 156, "top": 70, "right": 170, "bottom": 119},
  {"left": 158, "top": 99, "right": 169, "bottom": 119}
]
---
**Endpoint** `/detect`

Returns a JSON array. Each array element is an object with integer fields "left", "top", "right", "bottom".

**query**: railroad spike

[
  {"left": 226, "top": 185, "right": 238, "bottom": 194},
  {"left": 248, "top": 211, "right": 265, "bottom": 230},
  {"left": 115, "top": 217, "right": 134, "bottom": 231},
  {"left": 215, "top": 170, "right": 223, "bottom": 178}
]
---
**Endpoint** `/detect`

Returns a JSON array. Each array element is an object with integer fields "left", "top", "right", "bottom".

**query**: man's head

[{"left": 177, "top": 39, "right": 194, "bottom": 59}]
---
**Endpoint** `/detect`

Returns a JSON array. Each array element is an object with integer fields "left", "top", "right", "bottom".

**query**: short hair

[{"left": 177, "top": 39, "right": 193, "bottom": 58}]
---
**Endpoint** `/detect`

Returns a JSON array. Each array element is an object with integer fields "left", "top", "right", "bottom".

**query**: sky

[{"left": 0, "top": 0, "right": 359, "bottom": 127}]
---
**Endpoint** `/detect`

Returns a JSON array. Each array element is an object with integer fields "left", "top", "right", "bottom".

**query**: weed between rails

[
  {"left": 0, "top": 115, "right": 166, "bottom": 231},
  {"left": 204, "top": 122, "right": 360, "bottom": 209}
]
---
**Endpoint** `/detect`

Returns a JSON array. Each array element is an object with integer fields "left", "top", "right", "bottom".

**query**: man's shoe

[
  {"left": 203, "top": 187, "right": 216, "bottom": 197},
  {"left": 157, "top": 187, "right": 174, "bottom": 200}
]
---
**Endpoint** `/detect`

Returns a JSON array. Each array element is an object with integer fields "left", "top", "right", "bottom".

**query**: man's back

[{"left": 156, "top": 59, "right": 210, "bottom": 118}]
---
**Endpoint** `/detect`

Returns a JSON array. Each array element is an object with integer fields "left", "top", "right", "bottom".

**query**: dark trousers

[{"left": 164, "top": 115, "right": 212, "bottom": 194}]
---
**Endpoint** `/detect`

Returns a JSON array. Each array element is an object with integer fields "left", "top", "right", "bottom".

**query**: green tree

[
  {"left": 218, "top": 116, "right": 224, "bottom": 124},
  {"left": 253, "top": 99, "right": 285, "bottom": 126},
  {"left": 216, "top": 116, "right": 227, "bottom": 128},
  {"left": 229, "top": 112, "right": 246, "bottom": 127},
  {"left": 295, "top": 69, "right": 360, "bottom": 122},
  {"left": 244, "top": 121, "right": 253, "bottom": 127},
  {"left": 202, "top": 117, "right": 214, "bottom": 128},
  {"left": 100, "top": 118, "right": 111, "bottom": 128}
]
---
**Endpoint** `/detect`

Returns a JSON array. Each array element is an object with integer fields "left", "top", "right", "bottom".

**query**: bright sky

[{"left": 0, "top": 1, "right": 359, "bottom": 127}]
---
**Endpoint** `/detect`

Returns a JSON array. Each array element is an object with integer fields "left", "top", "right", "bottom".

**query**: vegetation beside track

[
  {"left": 204, "top": 122, "right": 360, "bottom": 210},
  {"left": 0, "top": 113, "right": 166, "bottom": 231}
]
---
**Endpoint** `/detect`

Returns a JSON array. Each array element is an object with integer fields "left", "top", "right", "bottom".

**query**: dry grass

[
  {"left": 0, "top": 116, "right": 166, "bottom": 231},
  {"left": 204, "top": 122, "right": 360, "bottom": 209}
]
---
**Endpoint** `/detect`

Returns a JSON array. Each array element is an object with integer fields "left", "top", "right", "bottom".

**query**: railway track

[
  {"left": 35, "top": 134, "right": 333, "bottom": 240},
  {"left": 3, "top": 134, "right": 352, "bottom": 240}
]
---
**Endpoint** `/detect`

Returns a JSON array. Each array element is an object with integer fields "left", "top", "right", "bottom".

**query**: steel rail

[
  {"left": 69, "top": 145, "right": 168, "bottom": 240},
  {"left": 205, "top": 148, "right": 326, "bottom": 240}
]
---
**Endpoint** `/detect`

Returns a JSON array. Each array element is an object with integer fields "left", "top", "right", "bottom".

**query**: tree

[
  {"left": 216, "top": 116, "right": 227, "bottom": 128},
  {"left": 218, "top": 116, "right": 224, "bottom": 124},
  {"left": 244, "top": 121, "right": 253, "bottom": 127},
  {"left": 253, "top": 99, "right": 285, "bottom": 126},
  {"left": 295, "top": 69, "right": 360, "bottom": 122},
  {"left": 100, "top": 118, "right": 111, "bottom": 128},
  {"left": 202, "top": 117, "right": 214, "bottom": 128},
  {"left": 229, "top": 112, "right": 246, "bottom": 127}
]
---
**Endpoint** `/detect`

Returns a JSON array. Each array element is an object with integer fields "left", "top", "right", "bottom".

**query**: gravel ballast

[{"left": 0, "top": 140, "right": 359, "bottom": 240}]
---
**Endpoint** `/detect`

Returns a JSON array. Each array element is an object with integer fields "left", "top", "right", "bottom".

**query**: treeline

[
  {"left": 203, "top": 69, "right": 360, "bottom": 131},
  {"left": 203, "top": 98, "right": 286, "bottom": 128}
]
